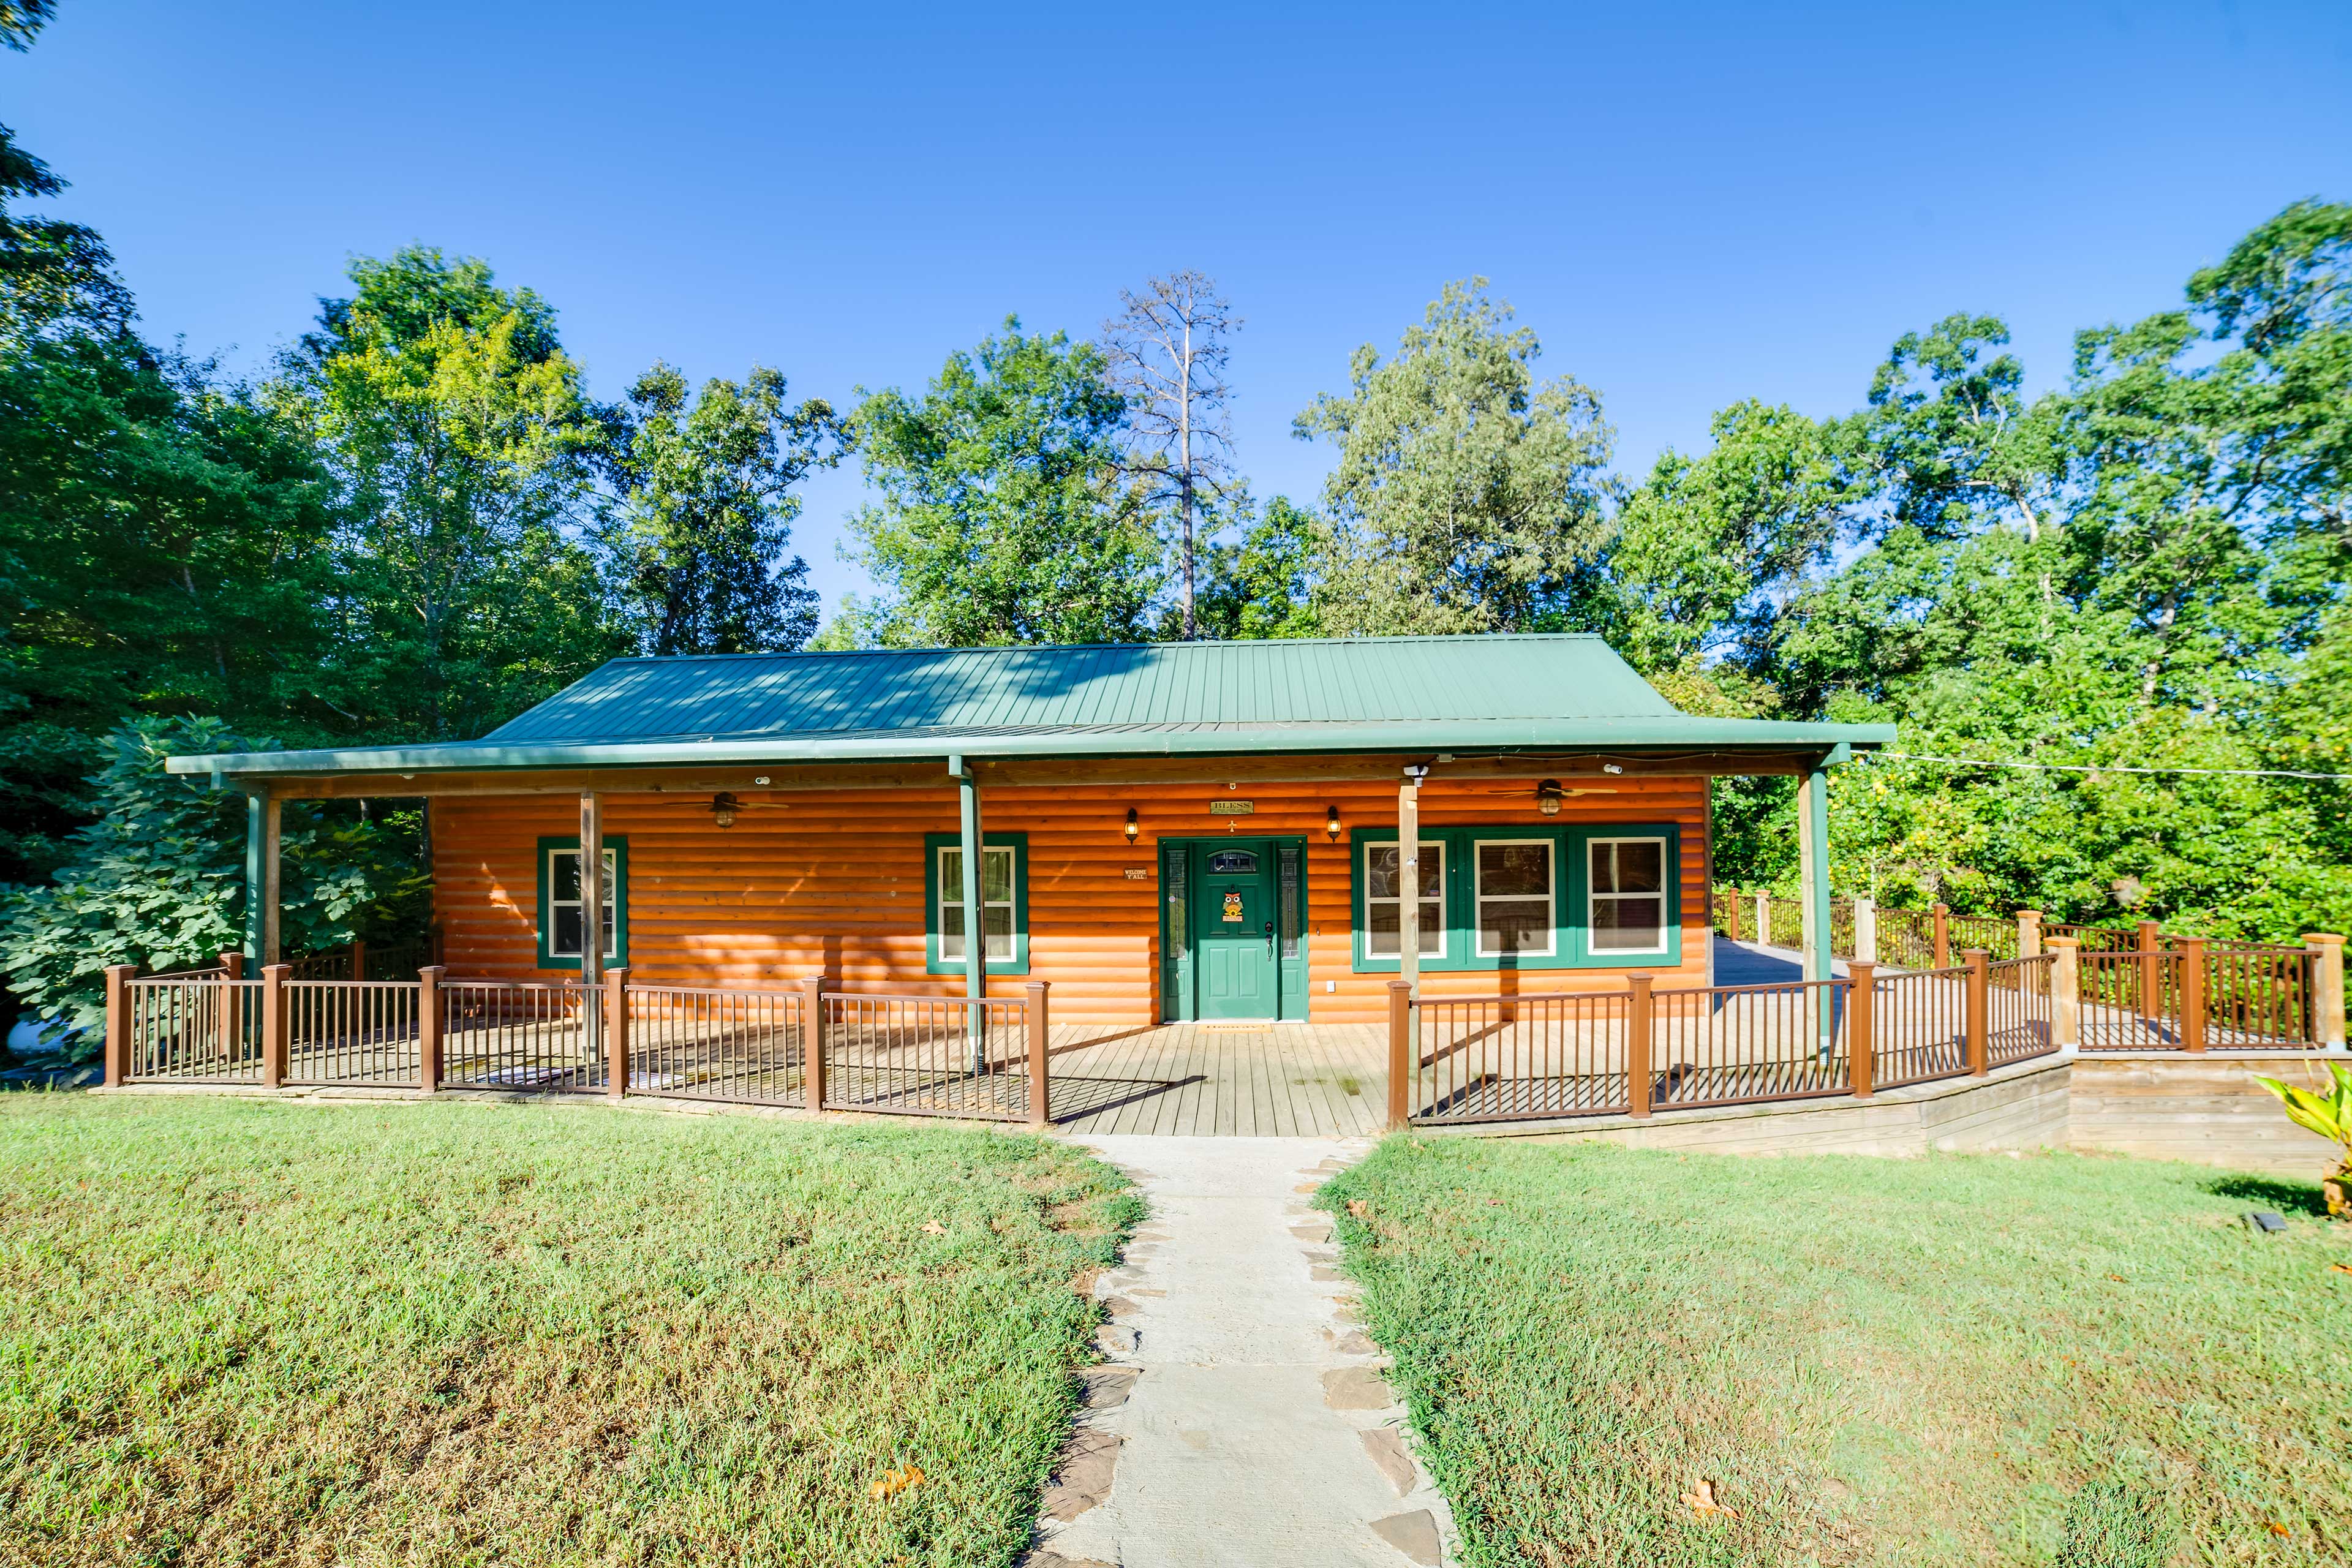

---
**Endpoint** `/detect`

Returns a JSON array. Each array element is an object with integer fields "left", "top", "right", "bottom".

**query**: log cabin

[{"left": 168, "top": 635, "right": 1891, "bottom": 1027}]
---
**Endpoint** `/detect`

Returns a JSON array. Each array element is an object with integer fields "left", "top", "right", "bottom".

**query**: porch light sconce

[
  {"left": 710, "top": 791, "right": 740, "bottom": 829},
  {"left": 1124, "top": 806, "right": 1139, "bottom": 843},
  {"left": 1602, "top": 763, "right": 1624, "bottom": 775},
  {"left": 1536, "top": 779, "right": 1563, "bottom": 816},
  {"left": 1325, "top": 804, "right": 1342, "bottom": 841}
]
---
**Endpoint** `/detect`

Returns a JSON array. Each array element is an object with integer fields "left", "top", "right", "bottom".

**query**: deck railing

[
  {"left": 1407, "top": 990, "right": 1632, "bottom": 1124},
  {"left": 1390, "top": 950, "right": 2073, "bottom": 1127},
  {"left": 1714, "top": 889, "right": 2344, "bottom": 1051},
  {"left": 102, "top": 963, "right": 1051, "bottom": 1126}
]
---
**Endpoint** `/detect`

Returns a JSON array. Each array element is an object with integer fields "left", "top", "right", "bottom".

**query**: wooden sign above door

[{"left": 1207, "top": 800, "right": 1254, "bottom": 815}]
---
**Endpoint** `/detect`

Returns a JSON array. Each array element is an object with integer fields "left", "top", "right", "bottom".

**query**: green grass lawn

[
  {"left": 1321, "top": 1139, "right": 2350, "bottom": 1567},
  {"left": 0, "top": 1093, "right": 1137, "bottom": 1567}
]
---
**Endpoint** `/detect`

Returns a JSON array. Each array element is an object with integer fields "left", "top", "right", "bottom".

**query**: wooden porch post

[
  {"left": 1932, "top": 903, "right": 1950, "bottom": 970},
  {"left": 245, "top": 788, "right": 281, "bottom": 965},
  {"left": 2047, "top": 937, "right": 2080, "bottom": 1050},
  {"left": 2016, "top": 910, "right": 2041, "bottom": 961},
  {"left": 1398, "top": 767, "right": 1425, "bottom": 1002},
  {"left": 260, "top": 962, "right": 290, "bottom": 1088},
  {"left": 2304, "top": 933, "right": 2345, "bottom": 1049},
  {"left": 350, "top": 937, "right": 368, "bottom": 982},
  {"left": 1853, "top": 897, "right": 1877, "bottom": 964},
  {"left": 957, "top": 758, "right": 987, "bottom": 1074},
  {"left": 1385, "top": 979, "right": 1412, "bottom": 1130},
  {"left": 1846, "top": 961, "right": 1874, "bottom": 1099},
  {"left": 220, "top": 950, "right": 245, "bottom": 1068},
  {"left": 1025, "top": 979, "right": 1050, "bottom": 1126},
  {"left": 2136, "top": 919, "right": 2162, "bottom": 1020},
  {"left": 104, "top": 964, "right": 136, "bottom": 1087},
  {"left": 2179, "top": 936, "right": 2207, "bottom": 1053},
  {"left": 418, "top": 965, "right": 443, "bottom": 1093},
  {"left": 1626, "top": 972, "right": 1653, "bottom": 1117},
  {"left": 1964, "top": 949, "right": 1989, "bottom": 1076},
  {"left": 801, "top": 972, "right": 829, "bottom": 1112},
  {"left": 605, "top": 965, "right": 629, "bottom": 1102},
  {"left": 579, "top": 791, "right": 604, "bottom": 1067}
]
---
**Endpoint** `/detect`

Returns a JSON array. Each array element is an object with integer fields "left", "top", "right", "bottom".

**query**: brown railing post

[
  {"left": 1025, "top": 979, "right": 1051, "bottom": 1126},
  {"left": 2304, "top": 934, "right": 2345, "bottom": 1050},
  {"left": 2048, "top": 937, "right": 2080, "bottom": 1049},
  {"left": 1385, "top": 979, "right": 1412, "bottom": 1130},
  {"left": 1964, "top": 949, "right": 1989, "bottom": 1076},
  {"left": 1846, "top": 962, "right": 1874, "bottom": 1100},
  {"left": 261, "top": 963, "right": 290, "bottom": 1088},
  {"left": 418, "top": 965, "right": 444, "bottom": 1093},
  {"left": 2136, "top": 919, "right": 2162, "bottom": 1020},
  {"left": 1932, "top": 903, "right": 1950, "bottom": 970},
  {"left": 2179, "top": 937, "right": 2206, "bottom": 1052},
  {"left": 350, "top": 938, "right": 367, "bottom": 982},
  {"left": 219, "top": 950, "right": 246, "bottom": 1069},
  {"left": 103, "top": 964, "right": 137, "bottom": 1086},
  {"left": 605, "top": 966, "right": 629, "bottom": 1102},
  {"left": 801, "top": 973, "right": 829, "bottom": 1112},
  {"left": 1724, "top": 889, "right": 1741, "bottom": 942},
  {"left": 1626, "top": 973, "right": 1654, "bottom": 1117}
]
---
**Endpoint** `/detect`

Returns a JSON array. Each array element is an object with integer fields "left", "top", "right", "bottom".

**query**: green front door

[{"left": 1194, "top": 842, "right": 1278, "bottom": 1020}]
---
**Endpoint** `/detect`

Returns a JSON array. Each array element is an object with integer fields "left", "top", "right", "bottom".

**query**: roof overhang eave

[{"left": 164, "top": 720, "right": 1898, "bottom": 782}]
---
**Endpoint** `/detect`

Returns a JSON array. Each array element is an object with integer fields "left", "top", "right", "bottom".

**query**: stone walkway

[{"left": 1025, "top": 1136, "right": 1455, "bottom": 1568}]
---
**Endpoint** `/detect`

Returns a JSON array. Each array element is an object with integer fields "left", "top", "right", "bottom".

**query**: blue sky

[{"left": 9, "top": 1, "right": 2350, "bottom": 616}]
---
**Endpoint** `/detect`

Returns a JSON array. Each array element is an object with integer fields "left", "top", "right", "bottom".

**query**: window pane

[
  {"left": 1593, "top": 839, "right": 1664, "bottom": 895},
  {"left": 1414, "top": 845, "right": 1441, "bottom": 900},
  {"left": 1479, "top": 843, "right": 1550, "bottom": 898},
  {"left": 1366, "top": 845, "right": 1400, "bottom": 900},
  {"left": 1482, "top": 898, "right": 1551, "bottom": 954},
  {"left": 551, "top": 850, "right": 580, "bottom": 902},
  {"left": 1366, "top": 902, "right": 1399, "bottom": 956},
  {"left": 1418, "top": 900, "right": 1442, "bottom": 955},
  {"left": 552, "top": 905, "right": 584, "bottom": 957},
  {"left": 598, "top": 900, "right": 615, "bottom": 956},
  {"left": 940, "top": 847, "right": 963, "bottom": 893},
  {"left": 984, "top": 902, "right": 1014, "bottom": 960},
  {"left": 941, "top": 900, "right": 966, "bottom": 960},
  {"left": 982, "top": 847, "right": 1013, "bottom": 903},
  {"left": 1593, "top": 895, "right": 1664, "bottom": 949}
]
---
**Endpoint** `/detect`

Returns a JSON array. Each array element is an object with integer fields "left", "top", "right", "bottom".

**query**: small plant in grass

[{"left": 2253, "top": 1061, "right": 2352, "bottom": 1218}]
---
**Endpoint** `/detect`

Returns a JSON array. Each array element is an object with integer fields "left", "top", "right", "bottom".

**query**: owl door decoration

[{"left": 1222, "top": 890, "right": 1244, "bottom": 923}]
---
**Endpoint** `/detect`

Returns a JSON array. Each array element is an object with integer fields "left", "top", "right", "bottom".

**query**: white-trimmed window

[
  {"left": 1476, "top": 839, "right": 1556, "bottom": 957},
  {"left": 1588, "top": 836, "right": 1668, "bottom": 953},
  {"left": 547, "top": 846, "right": 619, "bottom": 960},
  {"left": 938, "top": 844, "right": 1016, "bottom": 962},
  {"left": 1365, "top": 841, "right": 1444, "bottom": 958}
]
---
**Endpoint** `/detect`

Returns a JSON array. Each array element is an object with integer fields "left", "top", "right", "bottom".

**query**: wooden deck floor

[{"left": 1044, "top": 1022, "right": 1389, "bottom": 1137}]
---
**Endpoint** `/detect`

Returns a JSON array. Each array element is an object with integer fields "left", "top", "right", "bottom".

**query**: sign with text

[{"left": 1207, "top": 800, "right": 1255, "bottom": 815}]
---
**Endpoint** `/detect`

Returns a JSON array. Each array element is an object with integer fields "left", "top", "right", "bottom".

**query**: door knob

[{"left": 1263, "top": 919, "right": 1275, "bottom": 957}]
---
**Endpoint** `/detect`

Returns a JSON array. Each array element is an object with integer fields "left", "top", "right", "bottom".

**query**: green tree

[
  {"left": 0, "top": 1, "right": 129, "bottom": 344},
  {"left": 0, "top": 717, "right": 425, "bottom": 1046},
  {"left": 279, "top": 246, "right": 625, "bottom": 739},
  {"left": 1193, "top": 494, "right": 1324, "bottom": 640},
  {"left": 0, "top": 336, "right": 338, "bottom": 885},
  {"left": 843, "top": 320, "right": 1161, "bottom": 646},
  {"left": 1294, "top": 278, "right": 1613, "bottom": 635},
  {"left": 1578, "top": 400, "right": 1853, "bottom": 679},
  {"left": 608, "top": 363, "right": 844, "bottom": 655}
]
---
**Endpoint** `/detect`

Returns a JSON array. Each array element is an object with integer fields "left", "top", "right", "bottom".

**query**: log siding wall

[{"left": 431, "top": 774, "right": 1712, "bottom": 1025}]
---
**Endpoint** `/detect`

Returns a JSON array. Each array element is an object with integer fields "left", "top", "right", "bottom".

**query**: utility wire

[{"left": 1866, "top": 750, "right": 2352, "bottom": 782}]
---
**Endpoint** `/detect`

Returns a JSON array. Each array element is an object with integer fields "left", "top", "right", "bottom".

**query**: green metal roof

[{"left": 167, "top": 635, "right": 1894, "bottom": 777}]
